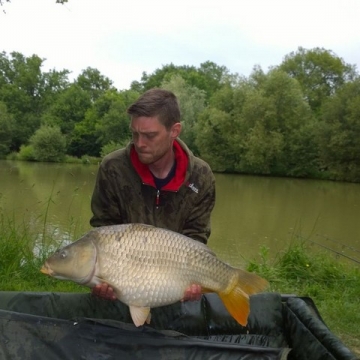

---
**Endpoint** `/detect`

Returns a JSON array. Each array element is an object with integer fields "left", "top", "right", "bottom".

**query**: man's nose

[{"left": 136, "top": 134, "right": 146, "bottom": 148}]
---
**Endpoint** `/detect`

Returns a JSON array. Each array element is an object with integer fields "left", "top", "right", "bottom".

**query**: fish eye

[{"left": 56, "top": 250, "right": 67, "bottom": 259}]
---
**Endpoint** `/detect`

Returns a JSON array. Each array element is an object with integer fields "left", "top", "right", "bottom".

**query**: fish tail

[{"left": 219, "top": 269, "right": 269, "bottom": 327}]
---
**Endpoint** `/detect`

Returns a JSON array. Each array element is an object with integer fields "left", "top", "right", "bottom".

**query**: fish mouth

[{"left": 40, "top": 263, "right": 54, "bottom": 276}]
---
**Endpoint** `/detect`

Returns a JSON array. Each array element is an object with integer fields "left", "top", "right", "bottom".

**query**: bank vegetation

[{"left": 1, "top": 47, "right": 360, "bottom": 182}]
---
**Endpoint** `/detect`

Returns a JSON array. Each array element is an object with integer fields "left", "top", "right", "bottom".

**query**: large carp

[{"left": 41, "top": 223, "right": 269, "bottom": 327}]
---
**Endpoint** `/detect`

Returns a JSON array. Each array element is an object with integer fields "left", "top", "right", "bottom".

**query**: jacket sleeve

[
  {"left": 90, "top": 162, "right": 123, "bottom": 227},
  {"left": 182, "top": 171, "right": 216, "bottom": 244}
]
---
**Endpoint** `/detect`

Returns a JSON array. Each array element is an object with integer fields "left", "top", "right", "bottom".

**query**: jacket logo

[{"left": 187, "top": 182, "right": 199, "bottom": 193}]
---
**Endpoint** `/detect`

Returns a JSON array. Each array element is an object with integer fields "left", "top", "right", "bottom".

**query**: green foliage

[
  {"left": 68, "top": 89, "right": 138, "bottom": 157},
  {"left": 75, "top": 67, "right": 114, "bottom": 101},
  {"left": 0, "top": 208, "right": 85, "bottom": 293},
  {"left": 0, "top": 51, "right": 69, "bottom": 151},
  {"left": 249, "top": 241, "right": 360, "bottom": 302},
  {"left": 100, "top": 140, "right": 129, "bottom": 158},
  {"left": 30, "top": 125, "right": 67, "bottom": 162},
  {"left": 5, "top": 152, "right": 18, "bottom": 161},
  {"left": 195, "top": 107, "right": 240, "bottom": 171},
  {"left": 241, "top": 122, "right": 284, "bottom": 174},
  {"left": 278, "top": 47, "right": 356, "bottom": 114},
  {"left": 95, "top": 90, "right": 137, "bottom": 147},
  {"left": 133, "top": 61, "right": 230, "bottom": 100},
  {"left": 40, "top": 68, "right": 71, "bottom": 108},
  {"left": 42, "top": 84, "right": 92, "bottom": 135},
  {"left": 248, "top": 242, "right": 360, "bottom": 349},
  {"left": 18, "top": 144, "right": 36, "bottom": 161},
  {"left": 0, "top": 101, "right": 13, "bottom": 155},
  {"left": 1, "top": 48, "right": 360, "bottom": 183},
  {"left": 80, "top": 155, "right": 101, "bottom": 165},
  {"left": 161, "top": 74, "right": 206, "bottom": 154},
  {"left": 200, "top": 69, "right": 318, "bottom": 176},
  {"left": 317, "top": 78, "right": 360, "bottom": 182}
]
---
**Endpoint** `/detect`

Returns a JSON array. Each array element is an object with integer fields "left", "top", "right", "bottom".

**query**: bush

[
  {"left": 80, "top": 155, "right": 100, "bottom": 165},
  {"left": 18, "top": 145, "right": 36, "bottom": 161},
  {"left": 30, "top": 125, "right": 67, "bottom": 162},
  {"left": 100, "top": 140, "right": 129, "bottom": 158},
  {"left": 6, "top": 152, "right": 19, "bottom": 161}
]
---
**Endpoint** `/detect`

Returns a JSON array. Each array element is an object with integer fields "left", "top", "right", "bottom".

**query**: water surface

[{"left": 1, "top": 160, "right": 359, "bottom": 267}]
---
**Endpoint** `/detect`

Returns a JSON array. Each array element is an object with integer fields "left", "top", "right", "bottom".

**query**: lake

[{"left": 1, "top": 160, "right": 359, "bottom": 267}]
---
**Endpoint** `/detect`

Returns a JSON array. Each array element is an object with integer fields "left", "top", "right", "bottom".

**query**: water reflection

[
  {"left": 1, "top": 160, "right": 359, "bottom": 267},
  {"left": 0, "top": 161, "right": 96, "bottom": 239},
  {"left": 212, "top": 174, "right": 360, "bottom": 266}
]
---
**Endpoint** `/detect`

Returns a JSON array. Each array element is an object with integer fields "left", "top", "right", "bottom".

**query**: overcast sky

[{"left": 1, "top": 0, "right": 359, "bottom": 90}]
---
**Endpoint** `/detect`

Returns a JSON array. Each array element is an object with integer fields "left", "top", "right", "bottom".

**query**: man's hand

[
  {"left": 92, "top": 283, "right": 117, "bottom": 301},
  {"left": 182, "top": 284, "right": 202, "bottom": 302}
]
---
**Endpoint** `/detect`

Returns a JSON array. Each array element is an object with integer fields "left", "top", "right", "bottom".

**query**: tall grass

[
  {"left": 0, "top": 193, "right": 86, "bottom": 293},
  {"left": 248, "top": 242, "right": 360, "bottom": 351},
  {"left": 0, "top": 213, "right": 84, "bottom": 293}
]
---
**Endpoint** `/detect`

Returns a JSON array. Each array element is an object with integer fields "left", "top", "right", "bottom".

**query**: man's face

[{"left": 130, "top": 116, "right": 180, "bottom": 165}]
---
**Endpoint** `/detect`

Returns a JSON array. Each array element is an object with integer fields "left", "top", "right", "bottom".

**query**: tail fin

[{"left": 219, "top": 269, "right": 269, "bottom": 326}]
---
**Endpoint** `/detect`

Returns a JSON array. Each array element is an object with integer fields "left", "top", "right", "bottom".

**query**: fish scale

[{"left": 41, "top": 223, "right": 269, "bottom": 327}]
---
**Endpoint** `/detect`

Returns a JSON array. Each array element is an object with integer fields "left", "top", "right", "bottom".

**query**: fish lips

[{"left": 40, "top": 263, "right": 54, "bottom": 276}]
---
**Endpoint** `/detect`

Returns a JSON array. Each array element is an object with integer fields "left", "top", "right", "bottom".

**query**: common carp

[{"left": 41, "top": 223, "right": 269, "bottom": 327}]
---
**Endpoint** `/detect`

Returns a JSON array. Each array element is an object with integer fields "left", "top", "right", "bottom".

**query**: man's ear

[{"left": 171, "top": 122, "right": 182, "bottom": 138}]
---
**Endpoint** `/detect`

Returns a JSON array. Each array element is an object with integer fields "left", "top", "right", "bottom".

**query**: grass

[
  {"left": 248, "top": 243, "right": 360, "bottom": 353},
  {"left": 0, "top": 209, "right": 359, "bottom": 355},
  {"left": 0, "top": 210, "right": 86, "bottom": 294}
]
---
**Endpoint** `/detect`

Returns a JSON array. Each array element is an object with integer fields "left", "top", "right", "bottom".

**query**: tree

[
  {"left": 278, "top": 47, "right": 357, "bottom": 114},
  {"left": 0, "top": 51, "right": 46, "bottom": 150},
  {"left": 197, "top": 68, "right": 317, "bottom": 176},
  {"left": 42, "top": 83, "right": 92, "bottom": 135},
  {"left": 161, "top": 75, "right": 206, "bottom": 154},
  {"left": 41, "top": 68, "right": 71, "bottom": 108},
  {"left": 76, "top": 67, "right": 114, "bottom": 102},
  {"left": 317, "top": 78, "right": 360, "bottom": 181},
  {"left": 240, "top": 69, "right": 317, "bottom": 175},
  {"left": 0, "top": 51, "right": 71, "bottom": 152},
  {"left": 30, "top": 125, "right": 67, "bottom": 162},
  {"left": 131, "top": 61, "right": 231, "bottom": 100},
  {"left": 68, "top": 89, "right": 138, "bottom": 157},
  {"left": 195, "top": 107, "right": 239, "bottom": 172},
  {"left": 241, "top": 121, "right": 284, "bottom": 174},
  {"left": 95, "top": 90, "right": 138, "bottom": 147},
  {"left": 0, "top": 101, "right": 14, "bottom": 155}
]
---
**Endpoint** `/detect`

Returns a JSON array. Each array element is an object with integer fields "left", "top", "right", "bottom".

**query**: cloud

[{"left": 1, "top": 0, "right": 359, "bottom": 89}]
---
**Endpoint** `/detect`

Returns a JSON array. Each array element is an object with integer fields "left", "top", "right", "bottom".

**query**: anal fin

[{"left": 129, "top": 306, "right": 151, "bottom": 327}]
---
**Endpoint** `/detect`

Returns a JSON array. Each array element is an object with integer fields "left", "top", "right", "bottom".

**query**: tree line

[{"left": 0, "top": 47, "right": 359, "bottom": 182}]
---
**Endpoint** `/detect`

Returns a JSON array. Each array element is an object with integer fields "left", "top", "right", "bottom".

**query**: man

[{"left": 90, "top": 88, "right": 216, "bottom": 301}]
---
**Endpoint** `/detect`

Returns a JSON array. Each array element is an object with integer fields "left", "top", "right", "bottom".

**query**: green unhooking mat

[{"left": 0, "top": 292, "right": 357, "bottom": 360}]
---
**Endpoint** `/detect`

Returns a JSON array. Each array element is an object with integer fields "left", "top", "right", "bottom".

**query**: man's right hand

[{"left": 92, "top": 283, "right": 117, "bottom": 301}]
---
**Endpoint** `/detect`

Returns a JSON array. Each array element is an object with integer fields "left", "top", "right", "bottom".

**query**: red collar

[{"left": 130, "top": 140, "right": 188, "bottom": 191}]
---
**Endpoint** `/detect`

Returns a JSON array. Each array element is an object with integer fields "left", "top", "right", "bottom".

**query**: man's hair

[{"left": 127, "top": 88, "right": 180, "bottom": 129}]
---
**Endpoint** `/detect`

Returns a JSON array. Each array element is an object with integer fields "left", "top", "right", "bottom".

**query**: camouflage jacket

[{"left": 90, "top": 139, "right": 216, "bottom": 244}]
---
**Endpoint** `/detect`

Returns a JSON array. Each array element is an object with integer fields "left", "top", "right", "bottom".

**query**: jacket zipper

[
  {"left": 155, "top": 189, "right": 178, "bottom": 209},
  {"left": 156, "top": 189, "right": 160, "bottom": 208},
  {"left": 142, "top": 182, "right": 161, "bottom": 209},
  {"left": 142, "top": 183, "right": 178, "bottom": 209}
]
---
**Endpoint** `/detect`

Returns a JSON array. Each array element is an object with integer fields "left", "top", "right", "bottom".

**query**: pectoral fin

[{"left": 129, "top": 306, "right": 151, "bottom": 327}]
